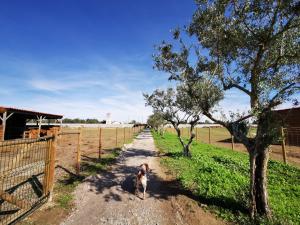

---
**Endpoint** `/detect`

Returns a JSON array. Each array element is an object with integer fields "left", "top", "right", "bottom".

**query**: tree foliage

[
  {"left": 153, "top": 0, "right": 300, "bottom": 219},
  {"left": 144, "top": 82, "right": 223, "bottom": 156},
  {"left": 147, "top": 112, "right": 166, "bottom": 132}
]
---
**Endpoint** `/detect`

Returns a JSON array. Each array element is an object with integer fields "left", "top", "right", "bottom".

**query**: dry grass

[
  {"left": 56, "top": 127, "right": 141, "bottom": 174},
  {"left": 165, "top": 127, "right": 300, "bottom": 167}
]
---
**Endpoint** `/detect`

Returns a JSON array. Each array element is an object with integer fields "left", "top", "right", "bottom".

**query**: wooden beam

[
  {"left": 281, "top": 127, "right": 287, "bottom": 164},
  {"left": 37, "top": 116, "right": 45, "bottom": 138},
  {"left": 76, "top": 127, "right": 82, "bottom": 175},
  {"left": 98, "top": 127, "right": 102, "bottom": 159},
  {"left": 0, "top": 190, "right": 31, "bottom": 209}
]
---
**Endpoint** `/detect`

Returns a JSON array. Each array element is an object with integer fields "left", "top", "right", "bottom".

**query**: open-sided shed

[
  {"left": 0, "top": 106, "right": 63, "bottom": 140},
  {"left": 274, "top": 107, "right": 300, "bottom": 127},
  {"left": 274, "top": 107, "right": 300, "bottom": 146}
]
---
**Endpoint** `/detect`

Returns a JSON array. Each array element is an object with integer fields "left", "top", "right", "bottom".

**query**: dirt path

[{"left": 61, "top": 129, "right": 224, "bottom": 225}]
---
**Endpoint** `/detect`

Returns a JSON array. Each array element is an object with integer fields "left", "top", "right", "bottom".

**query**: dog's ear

[{"left": 145, "top": 163, "right": 149, "bottom": 172}]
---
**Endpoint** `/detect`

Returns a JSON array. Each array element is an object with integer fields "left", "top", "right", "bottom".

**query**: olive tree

[
  {"left": 153, "top": 0, "right": 300, "bottom": 218},
  {"left": 147, "top": 112, "right": 166, "bottom": 135},
  {"left": 144, "top": 82, "right": 222, "bottom": 156}
]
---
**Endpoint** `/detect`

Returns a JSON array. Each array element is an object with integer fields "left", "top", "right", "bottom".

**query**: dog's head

[{"left": 140, "top": 163, "right": 150, "bottom": 173}]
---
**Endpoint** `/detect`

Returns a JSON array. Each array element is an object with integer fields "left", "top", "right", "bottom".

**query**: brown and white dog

[{"left": 135, "top": 163, "right": 149, "bottom": 199}]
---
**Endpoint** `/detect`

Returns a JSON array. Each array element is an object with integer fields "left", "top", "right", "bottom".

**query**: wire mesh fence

[
  {"left": 0, "top": 125, "right": 145, "bottom": 224},
  {"left": 165, "top": 126, "right": 300, "bottom": 166},
  {"left": 0, "top": 136, "right": 54, "bottom": 225}
]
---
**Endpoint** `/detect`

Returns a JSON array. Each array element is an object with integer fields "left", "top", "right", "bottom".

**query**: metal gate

[{"left": 0, "top": 136, "right": 55, "bottom": 225}]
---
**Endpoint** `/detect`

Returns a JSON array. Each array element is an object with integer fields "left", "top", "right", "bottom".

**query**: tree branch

[
  {"left": 267, "top": 83, "right": 299, "bottom": 109},
  {"left": 221, "top": 76, "right": 251, "bottom": 96}
]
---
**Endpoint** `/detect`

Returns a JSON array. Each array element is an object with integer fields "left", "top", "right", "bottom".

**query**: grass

[
  {"left": 54, "top": 181, "right": 79, "bottom": 209},
  {"left": 153, "top": 131, "right": 300, "bottom": 225}
]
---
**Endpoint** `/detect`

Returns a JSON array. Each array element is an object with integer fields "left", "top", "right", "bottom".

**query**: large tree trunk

[
  {"left": 183, "top": 144, "right": 191, "bottom": 157},
  {"left": 254, "top": 149, "right": 271, "bottom": 216},
  {"left": 183, "top": 131, "right": 195, "bottom": 157},
  {"left": 249, "top": 147, "right": 271, "bottom": 219},
  {"left": 173, "top": 125, "right": 195, "bottom": 157}
]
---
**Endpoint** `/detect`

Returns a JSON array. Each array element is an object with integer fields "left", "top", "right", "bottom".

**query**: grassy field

[{"left": 153, "top": 131, "right": 300, "bottom": 224}]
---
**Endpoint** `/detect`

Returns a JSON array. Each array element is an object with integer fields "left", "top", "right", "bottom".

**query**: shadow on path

[{"left": 80, "top": 130, "right": 248, "bottom": 214}]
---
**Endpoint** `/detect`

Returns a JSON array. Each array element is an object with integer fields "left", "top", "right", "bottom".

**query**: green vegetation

[
  {"left": 54, "top": 181, "right": 79, "bottom": 209},
  {"left": 153, "top": 131, "right": 300, "bottom": 224}
]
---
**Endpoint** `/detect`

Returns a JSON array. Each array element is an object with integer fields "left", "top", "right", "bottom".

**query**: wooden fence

[
  {"left": 0, "top": 136, "right": 56, "bottom": 225},
  {"left": 165, "top": 126, "right": 300, "bottom": 166},
  {"left": 0, "top": 125, "right": 145, "bottom": 224},
  {"left": 56, "top": 126, "right": 144, "bottom": 175}
]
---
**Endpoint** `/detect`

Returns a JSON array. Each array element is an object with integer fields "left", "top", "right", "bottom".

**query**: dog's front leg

[{"left": 135, "top": 176, "right": 139, "bottom": 196}]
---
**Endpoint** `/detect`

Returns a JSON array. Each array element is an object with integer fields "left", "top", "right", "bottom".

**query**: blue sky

[{"left": 0, "top": 1, "right": 295, "bottom": 122}]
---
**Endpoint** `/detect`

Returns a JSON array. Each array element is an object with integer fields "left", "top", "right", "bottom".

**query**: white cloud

[
  {"left": 0, "top": 56, "right": 155, "bottom": 122},
  {"left": 29, "top": 78, "right": 104, "bottom": 92}
]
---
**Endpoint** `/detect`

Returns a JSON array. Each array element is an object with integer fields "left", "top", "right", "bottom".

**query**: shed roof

[
  {"left": 273, "top": 106, "right": 300, "bottom": 114},
  {"left": 0, "top": 106, "right": 63, "bottom": 119}
]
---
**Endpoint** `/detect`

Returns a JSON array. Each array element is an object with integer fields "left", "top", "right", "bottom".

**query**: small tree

[
  {"left": 147, "top": 112, "right": 166, "bottom": 134},
  {"left": 144, "top": 83, "right": 222, "bottom": 156},
  {"left": 153, "top": 0, "right": 300, "bottom": 219}
]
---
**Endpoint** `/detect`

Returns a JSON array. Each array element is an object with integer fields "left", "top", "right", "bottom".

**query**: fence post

[
  {"left": 44, "top": 131, "right": 57, "bottom": 202},
  {"left": 116, "top": 128, "right": 118, "bottom": 147},
  {"left": 123, "top": 127, "right": 126, "bottom": 145},
  {"left": 76, "top": 127, "right": 82, "bottom": 175},
  {"left": 196, "top": 128, "right": 198, "bottom": 141},
  {"left": 209, "top": 127, "right": 211, "bottom": 144},
  {"left": 281, "top": 126, "right": 287, "bottom": 164},
  {"left": 231, "top": 135, "right": 234, "bottom": 150},
  {"left": 98, "top": 127, "right": 102, "bottom": 159},
  {"left": 43, "top": 138, "right": 52, "bottom": 197}
]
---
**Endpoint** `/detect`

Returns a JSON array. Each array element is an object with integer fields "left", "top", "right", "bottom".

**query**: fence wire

[
  {"left": 0, "top": 137, "right": 52, "bottom": 225},
  {"left": 165, "top": 126, "right": 300, "bottom": 166}
]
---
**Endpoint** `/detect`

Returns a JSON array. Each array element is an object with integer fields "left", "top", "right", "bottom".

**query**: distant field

[
  {"left": 165, "top": 127, "right": 300, "bottom": 167},
  {"left": 56, "top": 127, "right": 141, "bottom": 175}
]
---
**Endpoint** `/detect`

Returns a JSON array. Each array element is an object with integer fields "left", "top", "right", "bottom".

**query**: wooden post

[
  {"left": 37, "top": 116, "right": 43, "bottom": 138},
  {"left": 281, "top": 127, "right": 287, "bottom": 164},
  {"left": 43, "top": 132, "right": 57, "bottom": 201},
  {"left": 43, "top": 139, "right": 52, "bottom": 196},
  {"left": 196, "top": 128, "right": 198, "bottom": 141},
  {"left": 48, "top": 132, "right": 57, "bottom": 201},
  {"left": 0, "top": 112, "right": 7, "bottom": 141},
  {"left": 115, "top": 128, "right": 118, "bottom": 147},
  {"left": 231, "top": 135, "right": 234, "bottom": 150},
  {"left": 76, "top": 127, "right": 82, "bottom": 175},
  {"left": 209, "top": 127, "right": 211, "bottom": 144},
  {"left": 0, "top": 111, "right": 14, "bottom": 141},
  {"left": 123, "top": 127, "right": 126, "bottom": 144},
  {"left": 98, "top": 128, "right": 102, "bottom": 159}
]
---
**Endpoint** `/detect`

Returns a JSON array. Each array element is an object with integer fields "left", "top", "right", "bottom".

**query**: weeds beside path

[
  {"left": 153, "top": 131, "right": 300, "bottom": 224},
  {"left": 61, "top": 129, "right": 223, "bottom": 225}
]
